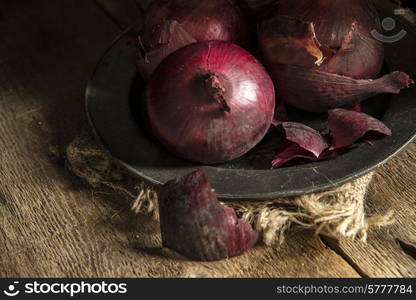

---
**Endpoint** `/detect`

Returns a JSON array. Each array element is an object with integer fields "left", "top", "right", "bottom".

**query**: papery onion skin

[
  {"left": 328, "top": 109, "right": 392, "bottom": 149},
  {"left": 269, "top": 64, "right": 413, "bottom": 112},
  {"left": 142, "top": 0, "right": 249, "bottom": 49},
  {"left": 159, "top": 168, "right": 259, "bottom": 261},
  {"left": 137, "top": 20, "right": 196, "bottom": 81},
  {"left": 259, "top": 15, "right": 326, "bottom": 68},
  {"left": 272, "top": 122, "right": 328, "bottom": 168},
  {"left": 146, "top": 41, "right": 275, "bottom": 164}
]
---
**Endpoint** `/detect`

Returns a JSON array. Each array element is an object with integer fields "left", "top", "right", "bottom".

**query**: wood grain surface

[{"left": 0, "top": 0, "right": 415, "bottom": 278}]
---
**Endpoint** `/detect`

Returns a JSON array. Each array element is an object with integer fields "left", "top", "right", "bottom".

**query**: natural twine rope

[{"left": 66, "top": 134, "right": 394, "bottom": 247}]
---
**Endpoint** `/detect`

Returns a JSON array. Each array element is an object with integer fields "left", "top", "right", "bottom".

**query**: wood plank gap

[
  {"left": 92, "top": 0, "right": 124, "bottom": 31},
  {"left": 319, "top": 235, "right": 369, "bottom": 278},
  {"left": 396, "top": 239, "right": 416, "bottom": 260}
]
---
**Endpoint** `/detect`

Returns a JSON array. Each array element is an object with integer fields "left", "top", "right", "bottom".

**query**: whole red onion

[
  {"left": 146, "top": 41, "right": 275, "bottom": 164},
  {"left": 328, "top": 109, "right": 392, "bottom": 149},
  {"left": 143, "top": 0, "right": 249, "bottom": 47},
  {"left": 276, "top": 0, "right": 384, "bottom": 79},
  {"left": 258, "top": 1, "right": 413, "bottom": 112},
  {"left": 137, "top": 0, "right": 249, "bottom": 80}
]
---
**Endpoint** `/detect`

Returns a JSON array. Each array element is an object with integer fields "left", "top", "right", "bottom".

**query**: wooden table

[{"left": 1, "top": 0, "right": 415, "bottom": 278}]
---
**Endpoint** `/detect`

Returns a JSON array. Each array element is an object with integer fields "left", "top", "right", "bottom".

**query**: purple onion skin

[
  {"left": 272, "top": 142, "right": 317, "bottom": 168},
  {"left": 146, "top": 41, "right": 275, "bottom": 164},
  {"left": 328, "top": 109, "right": 392, "bottom": 149},
  {"left": 277, "top": 0, "right": 384, "bottom": 79},
  {"left": 258, "top": 2, "right": 413, "bottom": 112},
  {"left": 159, "top": 168, "right": 259, "bottom": 261},
  {"left": 142, "top": 0, "right": 250, "bottom": 49},
  {"left": 269, "top": 64, "right": 413, "bottom": 112}
]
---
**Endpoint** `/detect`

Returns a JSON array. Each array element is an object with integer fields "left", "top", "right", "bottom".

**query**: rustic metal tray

[{"left": 86, "top": 9, "right": 416, "bottom": 200}]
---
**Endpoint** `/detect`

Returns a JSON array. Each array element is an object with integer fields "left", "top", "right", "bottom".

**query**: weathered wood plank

[
  {"left": 0, "top": 0, "right": 360, "bottom": 278},
  {"left": 323, "top": 142, "right": 416, "bottom": 278}
]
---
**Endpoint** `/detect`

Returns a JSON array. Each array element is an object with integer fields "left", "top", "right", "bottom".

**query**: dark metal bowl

[{"left": 86, "top": 9, "right": 416, "bottom": 200}]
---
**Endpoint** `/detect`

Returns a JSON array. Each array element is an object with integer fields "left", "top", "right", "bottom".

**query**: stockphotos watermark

[
  {"left": 371, "top": 9, "right": 408, "bottom": 43},
  {"left": 3, "top": 280, "right": 127, "bottom": 297}
]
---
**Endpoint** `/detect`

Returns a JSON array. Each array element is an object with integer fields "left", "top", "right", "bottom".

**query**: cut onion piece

[{"left": 158, "top": 169, "right": 259, "bottom": 261}]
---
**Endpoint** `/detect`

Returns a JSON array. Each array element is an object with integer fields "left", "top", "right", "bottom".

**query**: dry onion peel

[
  {"left": 158, "top": 168, "right": 259, "bottom": 261},
  {"left": 136, "top": 20, "right": 196, "bottom": 81},
  {"left": 272, "top": 122, "right": 329, "bottom": 168}
]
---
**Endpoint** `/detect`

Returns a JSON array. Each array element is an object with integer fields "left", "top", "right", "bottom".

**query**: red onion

[
  {"left": 272, "top": 122, "right": 328, "bottom": 168},
  {"left": 328, "top": 109, "right": 392, "bottom": 149},
  {"left": 146, "top": 41, "right": 275, "bottom": 164},
  {"left": 137, "top": 0, "right": 249, "bottom": 80},
  {"left": 258, "top": 1, "right": 413, "bottom": 112},
  {"left": 159, "top": 168, "right": 259, "bottom": 261}
]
